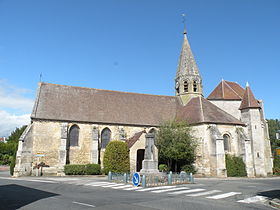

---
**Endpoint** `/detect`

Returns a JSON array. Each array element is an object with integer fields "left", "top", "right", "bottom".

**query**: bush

[
  {"left": 159, "top": 164, "right": 168, "bottom": 172},
  {"left": 181, "top": 164, "right": 196, "bottom": 174},
  {"left": 225, "top": 154, "right": 247, "bottom": 177},
  {"left": 10, "top": 156, "right": 16, "bottom": 176},
  {"left": 103, "top": 141, "right": 130, "bottom": 174},
  {"left": 273, "top": 155, "right": 280, "bottom": 175},
  {"left": 64, "top": 164, "right": 86, "bottom": 175},
  {"left": 85, "top": 164, "right": 101, "bottom": 175},
  {"left": 64, "top": 164, "right": 101, "bottom": 175}
]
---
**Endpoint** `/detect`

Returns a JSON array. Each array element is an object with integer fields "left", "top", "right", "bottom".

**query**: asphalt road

[{"left": 0, "top": 171, "right": 279, "bottom": 210}]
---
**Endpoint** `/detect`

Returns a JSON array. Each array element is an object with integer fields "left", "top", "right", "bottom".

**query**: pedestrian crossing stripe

[
  {"left": 136, "top": 186, "right": 175, "bottom": 192},
  {"left": 123, "top": 186, "right": 143, "bottom": 190},
  {"left": 206, "top": 192, "right": 241, "bottom": 199},
  {"left": 101, "top": 183, "right": 125, "bottom": 188},
  {"left": 168, "top": 188, "right": 205, "bottom": 195},
  {"left": 112, "top": 185, "right": 132, "bottom": 189},
  {"left": 151, "top": 187, "right": 189, "bottom": 193},
  {"left": 186, "top": 190, "right": 222, "bottom": 197}
]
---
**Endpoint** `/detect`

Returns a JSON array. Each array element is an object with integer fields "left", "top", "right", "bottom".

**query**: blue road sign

[{"left": 132, "top": 172, "right": 140, "bottom": 187}]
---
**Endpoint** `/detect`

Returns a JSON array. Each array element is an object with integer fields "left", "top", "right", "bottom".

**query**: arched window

[
  {"left": 69, "top": 125, "right": 79, "bottom": 147},
  {"left": 184, "top": 81, "right": 188, "bottom": 92},
  {"left": 193, "top": 80, "right": 198, "bottom": 92},
  {"left": 101, "top": 128, "right": 111, "bottom": 149},
  {"left": 223, "top": 134, "right": 230, "bottom": 152}
]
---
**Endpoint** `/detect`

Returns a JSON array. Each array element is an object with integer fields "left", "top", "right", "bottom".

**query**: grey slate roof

[
  {"left": 31, "top": 83, "right": 244, "bottom": 126},
  {"left": 31, "top": 83, "right": 179, "bottom": 126}
]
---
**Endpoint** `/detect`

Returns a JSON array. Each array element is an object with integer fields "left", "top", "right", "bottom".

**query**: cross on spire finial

[{"left": 182, "top": 13, "right": 187, "bottom": 35}]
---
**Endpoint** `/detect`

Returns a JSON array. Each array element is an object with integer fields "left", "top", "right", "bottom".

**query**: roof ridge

[
  {"left": 224, "top": 81, "right": 242, "bottom": 99},
  {"left": 41, "top": 82, "right": 177, "bottom": 98}
]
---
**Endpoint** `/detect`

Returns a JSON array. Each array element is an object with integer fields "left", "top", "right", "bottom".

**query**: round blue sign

[{"left": 132, "top": 172, "right": 141, "bottom": 187}]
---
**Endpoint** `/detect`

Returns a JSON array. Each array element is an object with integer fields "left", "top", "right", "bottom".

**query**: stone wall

[
  {"left": 18, "top": 120, "right": 151, "bottom": 175},
  {"left": 209, "top": 100, "right": 242, "bottom": 120}
]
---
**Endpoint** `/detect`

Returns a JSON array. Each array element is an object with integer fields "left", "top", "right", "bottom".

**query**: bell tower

[{"left": 175, "top": 28, "right": 203, "bottom": 105}]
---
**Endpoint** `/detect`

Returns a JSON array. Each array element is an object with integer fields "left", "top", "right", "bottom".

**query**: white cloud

[
  {"left": 0, "top": 110, "right": 30, "bottom": 137},
  {"left": 0, "top": 80, "right": 34, "bottom": 112},
  {"left": 0, "top": 80, "right": 34, "bottom": 137}
]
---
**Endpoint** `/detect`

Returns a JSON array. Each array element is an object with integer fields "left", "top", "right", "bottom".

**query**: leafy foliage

[
  {"left": 64, "top": 164, "right": 101, "bottom": 175},
  {"left": 156, "top": 120, "right": 197, "bottom": 172},
  {"left": 267, "top": 119, "right": 280, "bottom": 175},
  {"left": 225, "top": 154, "right": 247, "bottom": 177},
  {"left": 85, "top": 164, "right": 101, "bottom": 175},
  {"left": 158, "top": 164, "right": 169, "bottom": 172},
  {"left": 64, "top": 164, "right": 86, "bottom": 175},
  {"left": 0, "top": 126, "right": 27, "bottom": 175},
  {"left": 103, "top": 141, "right": 130, "bottom": 174},
  {"left": 181, "top": 164, "right": 196, "bottom": 174}
]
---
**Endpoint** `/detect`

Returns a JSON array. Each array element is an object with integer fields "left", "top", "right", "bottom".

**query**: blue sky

[{"left": 0, "top": 0, "right": 279, "bottom": 136}]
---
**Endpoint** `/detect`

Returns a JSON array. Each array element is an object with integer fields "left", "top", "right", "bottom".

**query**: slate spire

[{"left": 175, "top": 27, "right": 203, "bottom": 105}]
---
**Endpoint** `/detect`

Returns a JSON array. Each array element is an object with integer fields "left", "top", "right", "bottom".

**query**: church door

[{"left": 136, "top": 149, "right": 145, "bottom": 172}]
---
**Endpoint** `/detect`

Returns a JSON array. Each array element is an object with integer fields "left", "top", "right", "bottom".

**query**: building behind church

[{"left": 14, "top": 29, "right": 273, "bottom": 177}]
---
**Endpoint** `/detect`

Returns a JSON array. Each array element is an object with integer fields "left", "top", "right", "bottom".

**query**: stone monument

[{"left": 140, "top": 133, "right": 159, "bottom": 174}]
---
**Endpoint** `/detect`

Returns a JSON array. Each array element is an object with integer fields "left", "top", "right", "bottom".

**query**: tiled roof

[
  {"left": 126, "top": 130, "right": 146, "bottom": 148},
  {"left": 239, "top": 86, "right": 261, "bottom": 110},
  {"left": 31, "top": 83, "right": 244, "bottom": 126},
  {"left": 176, "top": 97, "right": 244, "bottom": 125},
  {"left": 207, "top": 80, "right": 245, "bottom": 100},
  {"left": 31, "top": 83, "right": 179, "bottom": 126}
]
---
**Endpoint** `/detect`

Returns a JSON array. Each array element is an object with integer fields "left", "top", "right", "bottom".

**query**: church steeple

[{"left": 175, "top": 27, "right": 203, "bottom": 105}]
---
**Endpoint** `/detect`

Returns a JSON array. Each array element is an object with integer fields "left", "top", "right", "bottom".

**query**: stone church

[{"left": 14, "top": 29, "right": 273, "bottom": 177}]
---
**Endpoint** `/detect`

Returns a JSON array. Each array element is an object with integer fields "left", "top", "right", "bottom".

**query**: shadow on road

[
  {"left": 257, "top": 190, "right": 280, "bottom": 200},
  {"left": 0, "top": 184, "right": 59, "bottom": 210}
]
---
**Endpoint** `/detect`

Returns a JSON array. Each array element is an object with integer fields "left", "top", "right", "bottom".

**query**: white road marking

[
  {"left": 101, "top": 183, "right": 125, "bottom": 188},
  {"left": 72, "top": 201, "right": 95, "bottom": 208},
  {"left": 151, "top": 187, "right": 189, "bottom": 193},
  {"left": 137, "top": 186, "right": 176, "bottom": 192},
  {"left": 168, "top": 188, "right": 205, "bottom": 195},
  {"left": 123, "top": 186, "right": 143, "bottom": 191},
  {"left": 0, "top": 177, "right": 57, "bottom": 184},
  {"left": 186, "top": 190, "right": 222, "bottom": 197},
  {"left": 206, "top": 192, "right": 242, "bottom": 199},
  {"left": 112, "top": 185, "right": 132, "bottom": 189},
  {"left": 237, "top": 196, "right": 267, "bottom": 203},
  {"left": 85, "top": 182, "right": 112, "bottom": 186}
]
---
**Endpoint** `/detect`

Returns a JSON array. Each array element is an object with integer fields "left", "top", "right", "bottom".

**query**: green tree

[
  {"left": 267, "top": 119, "right": 280, "bottom": 175},
  {"left": 103, "top": 141, "right": 130, "bottom": 174},
  {"left": 267, "top": 119, "right": 280, "bottom": 151},
  {"left": 0, "top": 125, "right": 27, "bottom": 175},
  {"left": 156, "top": 120, "right": 197, "bottom": 172}
]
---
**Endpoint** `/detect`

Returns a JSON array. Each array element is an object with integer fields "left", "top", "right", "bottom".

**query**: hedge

[
  {"left": 225, "top": 154, "right": 247, "bottom": 177},
  {"left": 64, "top": 164, "right": 101, "bottom": 175},
  {"left": 103, "top": 141, "right": 130, "bottom": 174},
  {"left": 273, "top": 155, "right": 280, "bottom": 175}
]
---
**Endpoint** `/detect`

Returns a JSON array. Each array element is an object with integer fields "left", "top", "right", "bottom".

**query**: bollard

[
  {"left": 168, "top": 173, "right": 172, "bottom": 185},
  {"left": 123, "top": 173, "right": 127, "bottom": 183},
  {"left": 108, "top": 171, "right": 112, "bottom": 181},
  {"left": 142, "top": 175, "right": 146, "bottom": 188},
  {"left": 189, "top": 172, "right": 193, "bottom": 183}
]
